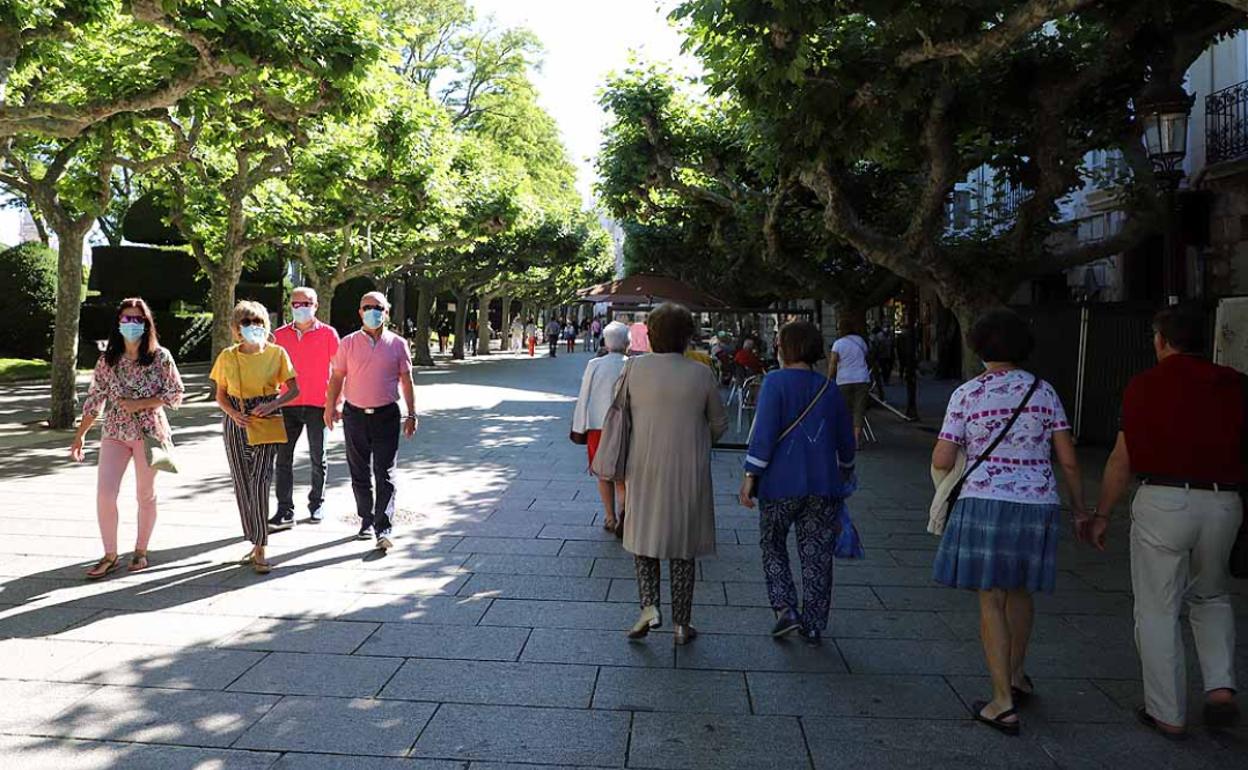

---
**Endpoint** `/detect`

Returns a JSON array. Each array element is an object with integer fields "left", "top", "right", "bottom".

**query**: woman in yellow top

[{"left": 210, "top": 301, "right": 300, "bottom": 573}]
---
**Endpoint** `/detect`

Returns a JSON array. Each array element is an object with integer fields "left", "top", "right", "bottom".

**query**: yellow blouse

[{"left": 209, "top": 344, "right": 296, "bottom": 400}]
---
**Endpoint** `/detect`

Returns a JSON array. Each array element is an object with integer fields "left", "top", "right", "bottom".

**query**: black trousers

[
  {"left": 343, "top": 402, "right": 400, "bottom": 537},
  {"left": 275, "top": 405, "right": 327, "bottom": 518},
  {"left": 549, "top": 338, "right": 559, "bottom": 357}
]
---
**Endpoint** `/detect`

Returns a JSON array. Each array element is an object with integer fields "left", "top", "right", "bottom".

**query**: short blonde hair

[{"left": 231, "top": 300, "right": 270, "bottom": 332}]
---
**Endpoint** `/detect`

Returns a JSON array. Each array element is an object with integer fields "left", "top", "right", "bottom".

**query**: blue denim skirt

[{"left": 932, "top": 497, "right": 1060, "bottom": 593}]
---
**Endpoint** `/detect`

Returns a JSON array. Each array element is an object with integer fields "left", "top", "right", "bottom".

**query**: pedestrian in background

[
  {"left": 271, "top": 287, "right": 339, "bottom": 530},
  {"left": 739, "top": 320, "right": 857, "bottom": 645},
  {"left": 525, "top": 318, "right": 537, "bottom": 357},
  {"left": 466, "top": 318, "right": 479, "bottom": 356},
  {"left": 572, "top": 321, "right": 630, "bottom": 534},
  {"left": 1089, "top": 305, "right": 1243, "bottom": 737},
  {"left": 621, "top": 303, "right": 728, "bottom": 646},
  {"left": 70, "top": 298, "right": 184, "bottom": 579},
  {"left": 211, "top": 300, "right": 301, "bottom": 574},
  {"left": 545, "top": 316, "right": 563, "bottom": 358},
  {"left": 510, "top": 316, "right": 525, "bottom": 352},
  {"left": 870, "top": 325, "right": 894, "bottom": 389},
  {"left": 931, "top": 309, "right": 1085, "bottom": 735},
  {"left": 827, "top": 321, "right": 872, "bottom": 446},
  {"left": 324, "top": 292, "right": 418, "bottom": 552}
]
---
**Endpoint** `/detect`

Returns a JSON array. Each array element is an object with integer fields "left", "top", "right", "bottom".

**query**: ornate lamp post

[{"left": 1137, "top": 77, "right": 1195, "bottom": 305}]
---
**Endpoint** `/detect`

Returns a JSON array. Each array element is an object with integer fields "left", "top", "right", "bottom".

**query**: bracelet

[{"left": 404, "top": 414, "right": 416, "bottom": 421}]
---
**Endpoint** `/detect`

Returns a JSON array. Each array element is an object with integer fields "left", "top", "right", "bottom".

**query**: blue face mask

[
  {"left": 362, "top": 309, "right": 385, "bottom": 330},
  {"left": 118, "top": 322, "right": 145, "bottom": 342},
  {"left": 292, "top": 307, "right": 315, "bottom": 324},
  {"left": 241, "top": 325, "right": 267, "bottom": 345}
]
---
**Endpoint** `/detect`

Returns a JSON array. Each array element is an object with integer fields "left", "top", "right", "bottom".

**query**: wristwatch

[{"left": 404, "top": 414, "right": 416, "bottom": 421}]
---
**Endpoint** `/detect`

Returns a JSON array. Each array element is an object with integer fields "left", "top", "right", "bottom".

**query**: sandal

[
  {"left": 1011, "top": 674, "right": 1035, "bottom": 705},
  {"left": 972, "top": 700, "right": 1020, "bottom": 736},
  {"left": 128, "top": 551, "right": 149, "bottom": 572},
  {"left": 602, "top": 517, "right": 618, "bottom": 532},
  {"left": 252, "top": 559, "right": 272, "bottom": 575},
  {"left": 85, "top": 554, "right": 120, "bottom": 580}
]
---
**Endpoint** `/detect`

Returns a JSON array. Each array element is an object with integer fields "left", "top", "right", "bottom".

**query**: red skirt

[{"left": 586, "top": 429, "right": 603, "bottom": 467}]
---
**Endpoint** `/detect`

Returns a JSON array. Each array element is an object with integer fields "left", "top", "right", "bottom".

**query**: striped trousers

[{"left": 223, "top": 412, "right": 279, "bottom": 547}]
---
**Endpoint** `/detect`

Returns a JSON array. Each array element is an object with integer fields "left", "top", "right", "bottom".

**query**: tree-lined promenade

[{"left": 1, "top": 0, "right": 612, "bottom": 428}]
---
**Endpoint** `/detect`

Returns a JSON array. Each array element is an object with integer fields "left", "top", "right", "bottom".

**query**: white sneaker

[{"left": 308, "top": 507, "right": 323, "bottom": 524}]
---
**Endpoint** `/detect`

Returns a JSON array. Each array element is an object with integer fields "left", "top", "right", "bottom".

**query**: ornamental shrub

[{"left": 0, "top": 242, "right": 57, "bottom": 359}]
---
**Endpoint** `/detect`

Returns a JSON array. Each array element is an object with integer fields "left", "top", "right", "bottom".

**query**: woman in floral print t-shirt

[
  {"left": 70, "top": 298, "right": 184, "bottom": 579},
  {"left": 930, "top": 310, "right": 1087, "bottom": 736}
]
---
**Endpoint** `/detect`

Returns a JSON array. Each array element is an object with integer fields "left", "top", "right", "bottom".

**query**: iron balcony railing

[{"left": 1206, "top": 79, "right": 1248, "bottom": 165}]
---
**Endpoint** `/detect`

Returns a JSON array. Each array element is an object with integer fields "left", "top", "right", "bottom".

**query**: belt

[
  {"left": 1140, "top": 476, "right": 1241, "bottom": 493},
  {"left": 346, "top": 402, "right": 395, "bottom": 416}
]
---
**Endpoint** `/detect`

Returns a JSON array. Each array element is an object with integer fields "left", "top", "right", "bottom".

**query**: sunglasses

[
  {"left": 239, "top": 318, "right": 266, "bottom": 327},
  {"left": 291, "top": 301, "right": 314, "bottom": 309},
  {"left": 361, "top": 304, "right": 386, "bottom": 312},
  {"left": 119, "top": 315, "right": 146, "bottom": 324}
]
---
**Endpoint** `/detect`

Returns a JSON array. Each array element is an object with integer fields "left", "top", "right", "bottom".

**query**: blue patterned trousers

[{"left": 759, "top": 496, "right": 842, "bottom": 633}]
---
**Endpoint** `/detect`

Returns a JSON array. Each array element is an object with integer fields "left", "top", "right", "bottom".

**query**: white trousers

[{"left": 1130, "top": 484, "right": 1242, "bottom": 725}]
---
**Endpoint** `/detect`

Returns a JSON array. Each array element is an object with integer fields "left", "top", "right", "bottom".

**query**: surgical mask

[
  {"left": 292, "top": 307, "right": 315, "bottom": 324},
  {"left": 241, "top": 326, "right": 267, "bottom": 345},
  {"left": 118, "top": 322, "right": 145, "bottom": 342},
  {"left": 362, "top": 309, "right": 385, "bottom": 330}
]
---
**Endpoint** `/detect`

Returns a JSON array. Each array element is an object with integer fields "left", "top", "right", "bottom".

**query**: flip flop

[{"left": 972, "top": 700, "right": 1020, "bottom": 736}]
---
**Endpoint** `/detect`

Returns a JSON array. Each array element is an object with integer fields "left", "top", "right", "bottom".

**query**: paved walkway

[{"left": 0, "top": 351, "right": 1244, "bottom": 769}]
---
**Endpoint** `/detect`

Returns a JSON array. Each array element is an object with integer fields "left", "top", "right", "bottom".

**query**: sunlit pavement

[{"left": 1, "top": 350, "right": 1245, "bottom": 768}]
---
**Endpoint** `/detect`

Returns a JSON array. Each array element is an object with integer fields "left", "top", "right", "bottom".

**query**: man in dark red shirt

[{"left": 1090, "top": 305, "right": 1244, "bottom": 737}]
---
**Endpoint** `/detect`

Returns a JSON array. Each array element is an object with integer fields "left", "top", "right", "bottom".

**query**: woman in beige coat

[{"left": 623, "top": 303, "right": 729, "bottom": 645}]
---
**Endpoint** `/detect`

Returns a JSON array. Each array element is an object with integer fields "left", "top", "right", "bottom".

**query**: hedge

[
  {"left": 0, "top": 242, "right": 57, "bottom": 359},
  {"left": 78, "top": 305, "right": 214, "bottom": 366},
  {"left": 89, "top": 245, "right": 287, "bottom": 310}
]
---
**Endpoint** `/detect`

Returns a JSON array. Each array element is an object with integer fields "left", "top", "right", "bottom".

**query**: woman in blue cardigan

[{"left": 739, "top": 320, "right": 859, "bottom": 644}]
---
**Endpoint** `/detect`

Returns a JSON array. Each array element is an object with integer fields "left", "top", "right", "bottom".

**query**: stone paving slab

[
  {"left": 458, "top": 573, "right": 611, "bottom": 601},
  {"left": 412, "top": 703, "right": 629, "bottom": 766},
  {"left": 50, "top": 642, "right": 265, "bottom": 690},
  {"left": 675, "top": 634, "right": 849, "bottom": 672},
  {"left": 235, "top": 695, "right": 437, "bottom": 757},
  {"left": 33, "top": 684, "right": 279, "bottom": 747},
  {"left": 341, "top": 594, "right": 492, "bottom": 626},
  {"left": 627, "top": 712, "right": 807, "bottom": 770},
  {"left": 229, "top": 651, "right": 402, "bottom": 698},
  {"left": 748, "top": 672, "right": 966, "bottom": 719},
  {"left": 380, "top": 659, "right": 597, "bottom": 708},
  {"left": 272, "top": 754, "right": 464, "bottom": 770},
  {"left": 355, "top": 623, "right": 529, "bottom": 661},
  {"left": 221, "top": 618, "right": 381, "bottom": 654},
  {"left": 0, "top": 680, "right": 101, "bottom": 732},
  {"left": 591, "top": 666, "right": 750, "bottom": 714},
  {"left": 0, "top": 734, "right": 279, "bottom": 770},
  {"left": 520, "top": 628, "right": 675, "bottom": 668},
  {"left": 802, "top": 716, "right": 1057, "bottom": 769}
]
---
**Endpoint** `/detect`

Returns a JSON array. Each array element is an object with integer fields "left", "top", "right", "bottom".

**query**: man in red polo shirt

[
  {"left": 1090, "top": 305, "right": 1244, "bottom": 737},
  {"left": 270, "top": 287, "right": 341, "bottom": 529}
]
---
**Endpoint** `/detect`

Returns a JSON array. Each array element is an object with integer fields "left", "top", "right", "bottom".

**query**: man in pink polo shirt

[
  {"left": 270, "top": 287, "right": 341, "bottom": 530},
  {"left": 325, "top": 291, "right": 417, "bottom": 551}
]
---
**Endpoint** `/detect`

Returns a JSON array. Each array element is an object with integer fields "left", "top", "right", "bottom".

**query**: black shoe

[
  {"left": 356, "top": 525, "right": 372, "bottom": 541},
  {"left": 798, "top": 628, "right": 822, "bottom": 646},
  {"left": 771, "top": 610, "right": 801, "bottom": 638},
  {"left": 268, "top": 513, "right": 294, "bottom": 532},
  {"left": 1203, "top": 700, "right": 1240, "bottom": 728},
  {"left": 973, "top": 700, "right": 1021, "bottom": 737},
  {"left": 1135, "top": 706, "right": 1187, "bottom": 741}
]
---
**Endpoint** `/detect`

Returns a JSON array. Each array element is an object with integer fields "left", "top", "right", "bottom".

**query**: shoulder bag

[
  {"left": 1229, "top": 373, "right": 1248, "bottom": 579},
  {"left": 928, "top": 374, "right": 1043, "bottom": 536},
  {"left": 589, "top": 362, "right": 633, "bottom": 481},
  {"left": 125, "top": 367, "right": 178, "bottom": 473}
]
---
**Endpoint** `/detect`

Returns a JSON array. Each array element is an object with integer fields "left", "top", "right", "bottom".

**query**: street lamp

[{"left": 1137, "top": 77, "right": 1195, "bottom": 305}]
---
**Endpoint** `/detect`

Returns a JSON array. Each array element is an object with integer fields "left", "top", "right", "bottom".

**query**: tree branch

[{"left": 895, "top": 0, "right": 1100, "bottom": 67}]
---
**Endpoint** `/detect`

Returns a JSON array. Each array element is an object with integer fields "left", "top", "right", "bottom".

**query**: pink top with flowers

[
  {"left": 939, "top": 369, "right": 1070, "bottom": 505},
  {"left": 82, "top": 347, "right": 185, "bottom": 442}
]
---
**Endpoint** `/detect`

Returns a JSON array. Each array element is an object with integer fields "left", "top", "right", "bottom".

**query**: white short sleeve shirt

[{"left": 831, "top": 335, "right": 871, "bottom": 385}]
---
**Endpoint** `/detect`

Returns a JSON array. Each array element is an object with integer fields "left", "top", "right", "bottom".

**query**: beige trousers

[{"left": 1130, "top": 484, "right": 1242, "bottom": 726}]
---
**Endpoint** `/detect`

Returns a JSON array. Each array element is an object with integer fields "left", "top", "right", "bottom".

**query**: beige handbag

[
  {"left": 589, "top": 362, "right": 632, "bottom": 481},
  {"left": 927, "top": 450, "right": 966, "bottom": 535}
]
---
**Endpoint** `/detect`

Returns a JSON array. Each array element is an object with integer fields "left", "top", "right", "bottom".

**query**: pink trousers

[{"left": 97, "top": 438, "right": 158, "bottom": 554}]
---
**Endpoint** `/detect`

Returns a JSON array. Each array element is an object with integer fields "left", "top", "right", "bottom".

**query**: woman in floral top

[
  {"left": 69, "top": 298, "right": 184, "bottom": 579},
  {"left": 931, "top": 309, "right": 1086, "bottom": 736}
]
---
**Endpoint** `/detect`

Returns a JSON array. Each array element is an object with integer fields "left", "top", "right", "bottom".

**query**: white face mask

[
  {"left": 241, "top": 325, "right": 267, "bottom": 345},
  {"left": 292, "top": 306, "right": 315, "bottom": 324}
]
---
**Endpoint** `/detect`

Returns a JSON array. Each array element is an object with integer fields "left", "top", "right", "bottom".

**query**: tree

[
  {"left": 671, "top": 0, "right": 1247, "bottom": 371},
  {"left": 596, "top": 66, "right": 900, "bottom": 323},
  {"left": 1, "top": 0, "right": 380, "bottom": 424}
]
